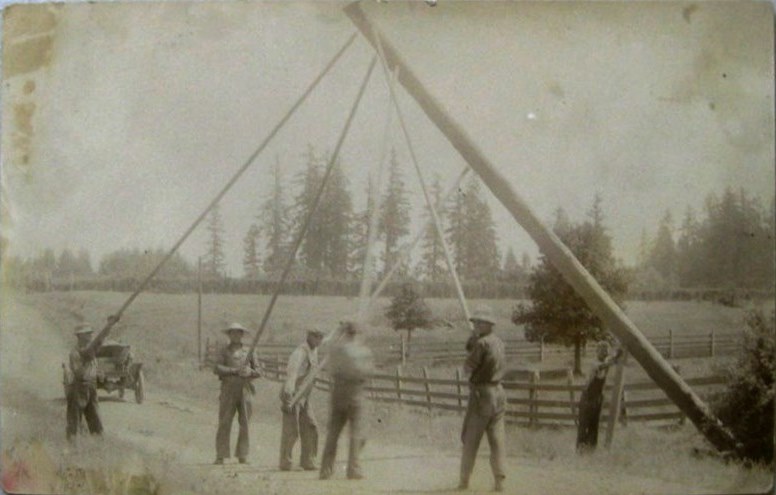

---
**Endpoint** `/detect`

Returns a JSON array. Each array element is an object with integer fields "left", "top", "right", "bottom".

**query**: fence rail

[
  {"left": 206, "top": 329, "right": 741, "bottom": 369},
  {"left": 204, "top": 342, "right": 726, "bottom": 427}
]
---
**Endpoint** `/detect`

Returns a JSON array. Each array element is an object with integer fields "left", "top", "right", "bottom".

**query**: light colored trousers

[
  {"left": 460, "top": 384, "right": 506, "bottom": 485},
  {"left": 280, "top": 400, "right": 319, "bottom": 469}
]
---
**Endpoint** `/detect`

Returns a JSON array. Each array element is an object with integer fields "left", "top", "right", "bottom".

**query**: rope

[
  {"left": 85, "top": 32, "right": 359, "bottom": 354},
  {"left": 243, "top": 55, "right": 379, "bottom": 363},
  {"left": 373, "top": 27, "right": 473, "bottom": 329}
]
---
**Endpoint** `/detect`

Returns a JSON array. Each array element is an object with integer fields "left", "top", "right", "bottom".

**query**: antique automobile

[{"left": 62, "top": 340, "right": 145, "bottom": 404}]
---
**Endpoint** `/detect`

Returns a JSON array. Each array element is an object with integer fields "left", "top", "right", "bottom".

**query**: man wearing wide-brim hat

[
  {"left": 458, "top": 305, "right": 507, "bottom": 492},
  {"left": 65, "top": 317, "right": 117, "bottom": 440},
  {"left": 213, "top": 322, "right": 262, "bottom": 465}
]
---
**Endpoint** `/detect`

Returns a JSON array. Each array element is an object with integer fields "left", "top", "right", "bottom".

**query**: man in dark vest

[{"left": 576, "top": 341, "right": 622, "bottom": 453}]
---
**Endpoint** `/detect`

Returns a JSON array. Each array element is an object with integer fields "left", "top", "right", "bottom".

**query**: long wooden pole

[
  {"left": 604, "top": 348, "right": 628, "bottom": 448},
  {"left": 374, "top": 31, "right": 472, "bottom": 329},
  {"left": 344, "top": 3, "right": 737, "bottom": 453},
  {"left": 85, "top": 33, "right": 359, "bottom": 354},
  {"left": 197, "top": 256, "right": 203, "bottom": 364},
  {"left": 244, "top": 56, "right": 378, "bottom": 362}
]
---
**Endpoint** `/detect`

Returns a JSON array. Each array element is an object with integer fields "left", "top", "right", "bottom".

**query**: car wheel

[{"left": 135, "top": 370, "right": 145, "bottom": 404}]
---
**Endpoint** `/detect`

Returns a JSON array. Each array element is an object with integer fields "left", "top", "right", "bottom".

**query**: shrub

[{"left": 713, "top": 310, "right": 775, "bottom": 463}]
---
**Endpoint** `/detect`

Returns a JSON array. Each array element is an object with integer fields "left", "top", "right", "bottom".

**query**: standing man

[
  {"left": 279, "top": 329, "right": 324, "bottom": 471},
  {"left": 459, "top": 306, "right": 506, "bottom": 492},
  {"left": 65, "top": 317, "right": 117, "bottom": 440},
  {"left": 576, "top": 341, "right": 622, "bottom": 453},
  {"left": 214, "top": 322, "right": 261, "bottom": 465},
  {"left": 319, "top": 319, "right": 373, "bottom": 480}
]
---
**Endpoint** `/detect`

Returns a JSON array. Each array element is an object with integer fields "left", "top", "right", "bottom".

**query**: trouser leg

[
  {"left": 460, "top": 410, "right": 487, "bottom": 485},
  {"left": 299, "top": 401, "right": 319, "bottom": 469},
  {"left": 320, "top": 408, "right": 347, "bottom": 478},
  {"left": 82, "top": 388, "right": 103, "bottom": 435},
  {"left": 346, "top": 404, "right": 362, "bottom": 478},
  {"left": 589, "top": 402, "right": 602, "bottom": 448},
  {"left": 216, "top": 388, "right": 237, "bottom": 459},
  {"left": 486, "top": 413, "right": 506, "bottom": 481},
  {"left": 280, "top": 407, "right": 299, "bottom": 469},
  {"left": 65, "top": 392, "right": 82, "bottom": 440},
  {"left": 235, "top": 394, "right": 252, "bottom": 459}
]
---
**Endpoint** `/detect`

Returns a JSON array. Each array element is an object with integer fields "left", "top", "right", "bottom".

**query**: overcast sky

[{"left": 2, "top": 1, "right": 773, "bottom": 276}]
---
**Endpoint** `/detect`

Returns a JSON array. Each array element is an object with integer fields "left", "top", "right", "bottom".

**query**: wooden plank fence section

[{"left": 239, "top": 351, "right": 728, "bottom": 428}]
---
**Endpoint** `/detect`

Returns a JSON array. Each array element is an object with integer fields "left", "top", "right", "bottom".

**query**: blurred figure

[
  {"left": 459, "top": 306, "right": 506, "bottom": 492},
  {"left": 213, "top": 323, "right": 261, "bottom": 465},
  {"left": 319, "top": 319, "right": 373, "bottom": 480},
  {"left": 65, "top": 316, "right": 117, "bottom": 440},
  {"left": 576, "top": 341, "right": 622, "bottom": 453},
  {"left": 279, "top": 329, "right": 324, "bottom": 471}
]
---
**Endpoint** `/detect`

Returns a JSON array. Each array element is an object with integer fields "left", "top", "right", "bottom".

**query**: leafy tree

[
  {"left": 713, "top": 310, "right": 774, "bottom": 462},
  {"left": 385, "top": 282, "right": 432, "bottom": 358},
  {"left": 260, "top": 158, "right": 291, "bottom": 278},
  {"left": 75, "top": 249, "right": 93, "bottom": 276},
  {"left": 99, "top": 248, "right": 192, "bottom": 279},
  {"left": 380, "top": 149, "right": 411, "bottom": 275},
  {"left": 55, "top": 248, "right": 79, "bottom": 278},
  {"left": 242, "top": 223, "right": 261, "bottom": 280},
  {"left": 203, "top": 202, "right": 226, "bottom": 278},
  {"left": 512, "top": 198, "right": 629, "bottom": 375}
]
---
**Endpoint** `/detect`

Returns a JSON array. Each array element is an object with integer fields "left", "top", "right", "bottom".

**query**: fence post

[
  {"left": 709, "top": 330, "right": 715, "bottom": 357},
  {"left": 395, "top": 366, "right": 403, "bottom": 401},
  {"left": 605, "top": 348, "right": 628, "bottom": 449},
  {"left": 422, "top": 367, "right": 433, "bottom": 413},
  {"left": 455, "top": 368, "right": 464, "bottom": 414},
  {"left": 539, "top": 338, "right": 545, "bottom": 363},
  {"left": 400, "top": 334, "right": 406, "bottom": 366},
  {"left": 668, "top": 328, "right": 673, "bottom": 359},
  {"left": 276, "top": 353, "right": 282, "bottom": 380},
  {"left": 566, "top": 368, "right": 577, "bottom": 425},
  {"left": 529, "top": 371, "right": 540, "bottom": 428},
  {"left": 620, "top": 390, "right": 629, "bottom": 426}
]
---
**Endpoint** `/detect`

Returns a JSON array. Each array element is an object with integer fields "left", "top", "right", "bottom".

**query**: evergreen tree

[
  {"left": 261, "top": 158, "right": 291, "bottom": 278},
  {"left": 242, "top": 223, "right": 261, "bottom": 280},
  {"left": 56, "top": 248, "right": 78, "bottom": 278},
  {"left": 420, "top": 175, "right": 446, "bottom": 281},
  {"left": 380, "top": 149, "right": 410, "bottom": 275},
  {"left": 446, "top": 177, "right": 500, "bottom": 280},
  {"left": 502, "top": 247, "right": 523, "bottom": 281},
  {"left": 292, "top": 146, "right": 353, "bottom": 278},
  {"left": 203, "top": 202, "right": 226, "bottom": 278},
  {"left": 75, "top": 249, "right": 93, "bottom": 276},
  {"left": 647, "top": 211, "right": 677, "bottom": 283},
  {"left": 512, "top": 196, "right": 628, "bottom": 375}
]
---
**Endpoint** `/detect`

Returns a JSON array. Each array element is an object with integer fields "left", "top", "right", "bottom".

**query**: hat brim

[
  {"left": 469, "top": 317, "right": 496, "bottom": 325},
  {"left": 223, "top": 327, "right": 249, "bottom": 334}
]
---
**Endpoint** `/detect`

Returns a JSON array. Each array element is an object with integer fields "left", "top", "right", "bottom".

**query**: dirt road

[{"left": 0, "top": 295, "right": 756, "bottom": 494}]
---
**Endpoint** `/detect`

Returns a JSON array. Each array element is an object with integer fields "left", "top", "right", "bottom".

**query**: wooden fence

[
  {"left": 206, "top": 330, "right": 741, "bottom": 369},
  {"left": 204, "top": 343, "right": 726, "bottom": 427}
]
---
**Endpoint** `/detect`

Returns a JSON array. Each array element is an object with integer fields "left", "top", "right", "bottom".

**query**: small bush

[{"left": 713, "top": 310, "right": 775, "bottom": 463}]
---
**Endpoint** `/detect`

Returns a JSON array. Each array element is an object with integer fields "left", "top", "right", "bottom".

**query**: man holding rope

[{"left": 213, "top": 323, "right": 262, "bottom": 465}]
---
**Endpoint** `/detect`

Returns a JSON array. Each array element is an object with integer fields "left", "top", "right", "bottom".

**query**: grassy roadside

[{"left": 15, "top": 290, "right": 773, "bottom": 493}]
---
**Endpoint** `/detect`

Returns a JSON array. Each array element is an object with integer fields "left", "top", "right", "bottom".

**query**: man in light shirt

[{"left": 279, "top": 329, "right": 324, "bottom": 471}]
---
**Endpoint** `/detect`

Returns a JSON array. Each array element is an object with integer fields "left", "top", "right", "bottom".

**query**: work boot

[
  {"left": 301, "top": 464, "right": 318, "bottom": 471},
  {"left": 238, "top": 458, "right": 248, "bottom": 465},
  {"left": 319, "top": 468, "right": 333, "bottom": 480},
  {"left": 213, "top": 458, "right": 224, "bottom": 465},
  {"left": 494, "top": 477, "right": 505, "bottom": 492},
  {"left": 457, "top": 480, "right": 469, "bottom": 490}
]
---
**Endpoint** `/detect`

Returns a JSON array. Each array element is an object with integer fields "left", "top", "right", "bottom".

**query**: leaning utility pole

[{"left": 344, "top": 1, "right": 738, "bottom": 453}]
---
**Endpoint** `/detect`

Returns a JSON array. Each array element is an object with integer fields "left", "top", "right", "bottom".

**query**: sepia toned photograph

[{"left": 1, "top": 1, "right": 774, "bottom": 493}]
